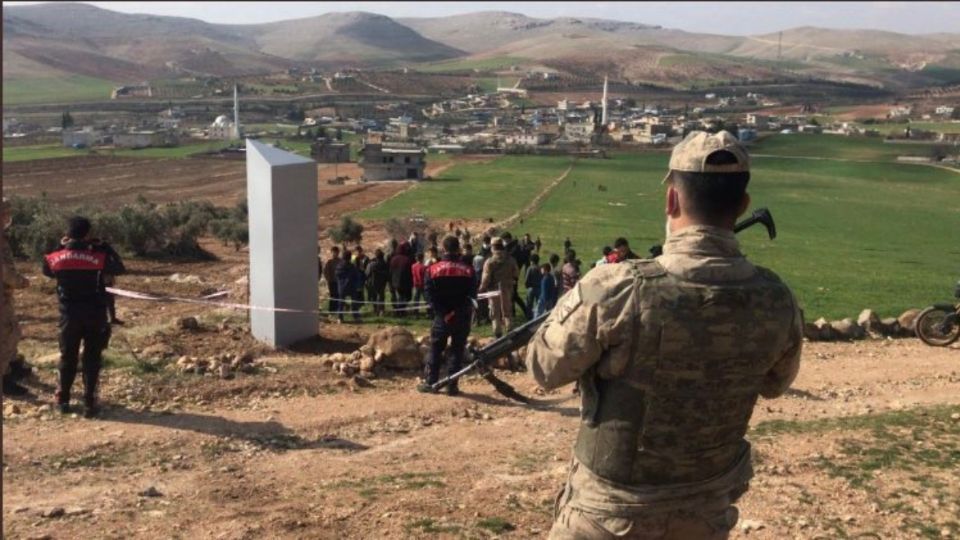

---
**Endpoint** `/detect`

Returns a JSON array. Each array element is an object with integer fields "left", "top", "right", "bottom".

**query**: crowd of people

[{"left": 317, "top": 227, "right": 643, "bottom": 334}]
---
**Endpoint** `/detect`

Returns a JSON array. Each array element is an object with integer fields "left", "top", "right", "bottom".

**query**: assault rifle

[{"left": 432, "top": 208, "right": 777, "bottom": 403}]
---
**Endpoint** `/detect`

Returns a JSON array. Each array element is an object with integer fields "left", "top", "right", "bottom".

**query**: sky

[{"left": 4, "top": 1, "right": 959, "bottom": 35}]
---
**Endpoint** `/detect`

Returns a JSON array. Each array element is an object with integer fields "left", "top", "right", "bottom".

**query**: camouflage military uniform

[
  {"left": 480, "top": 245, "right": 519, "bottom": 337},
  {"left": 527, "top": 226, "right": 803, "bottom": 539},
  {"left": 2, "top": 212, "right": 29, "bottom": 377}
]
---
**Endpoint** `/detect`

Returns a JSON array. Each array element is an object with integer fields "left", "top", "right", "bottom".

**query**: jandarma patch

[{"left": 557, "top": 285, "right": 582, "bottom": 323}]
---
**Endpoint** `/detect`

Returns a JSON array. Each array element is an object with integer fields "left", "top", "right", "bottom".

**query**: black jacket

[
  {"left": 42, "top": 238, "right": 125, "bottom": 311},
  {"left": 366, "top": 255, "right": 390, "bottom": 290},
  {"left": 424, "top": 256, "right": 476, "bottom": 315}
]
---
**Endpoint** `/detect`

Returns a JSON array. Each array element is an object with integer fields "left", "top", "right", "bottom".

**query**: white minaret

[
  {"left": 601, "top": 76, "right": 608, "bottom": 127},
  {"left": 233, "top": 84, "right": 240, "bottom": 140}
]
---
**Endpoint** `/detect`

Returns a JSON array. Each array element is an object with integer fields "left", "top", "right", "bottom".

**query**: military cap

[{"left": 663, "top": 130, "right": 750, "bottom": 182}]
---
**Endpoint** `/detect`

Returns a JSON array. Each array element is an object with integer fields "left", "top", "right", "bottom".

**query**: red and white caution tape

[{"left": 107, "top": 287, "right": 501, "bottom": 316}]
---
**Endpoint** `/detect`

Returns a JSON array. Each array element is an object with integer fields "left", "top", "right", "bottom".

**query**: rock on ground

[{"left": 366, "top": 327, "right": 423, "bottom": 370}]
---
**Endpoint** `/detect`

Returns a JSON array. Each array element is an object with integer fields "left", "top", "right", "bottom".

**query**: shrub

[
  {"left": 329, "top": 215, "right": 364, "bottom": 245},
  {"left": 5, "top": 196, "right": 248, "bottom": 260}
]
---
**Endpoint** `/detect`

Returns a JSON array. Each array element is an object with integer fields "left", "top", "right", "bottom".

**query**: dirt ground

[
  {"left": 4, "top": 153, "right": 959, "bottom": 539},
  {"left": 3, "top": 238, "right": 960, "bottom": 539}
]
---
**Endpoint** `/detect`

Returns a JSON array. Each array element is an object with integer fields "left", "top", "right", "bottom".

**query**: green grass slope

[
  {"left": 3, "top": 75, "right": 116, "bottom": 105},
  {"left": 360, "top": 156, "right": 573, "bottom": 221},
  {"left": 520, "top": 151, "right": 959, "bottom": 319},
  {"left": 358, "top": 135, "right": 959, "bottom": 319}
]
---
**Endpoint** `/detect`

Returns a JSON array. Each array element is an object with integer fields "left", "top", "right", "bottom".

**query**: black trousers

[
  {"left": 395, "top": 287, "right": 412, "bottom": 316},
  {"left": 327, "top": 282, "right": 341, "bottom": 314},
  {"left": 369, "top": 285, "right": 387, "bottom": 315},
  {"left": 425, "top": 309, "right": 471, "bottom": 385},
  {"left": 58, "top": 309, "right": 110, "bottom": 405}
]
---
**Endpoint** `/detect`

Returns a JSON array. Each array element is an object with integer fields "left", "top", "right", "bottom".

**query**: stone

[
  {"left": 739, "top": 519, "right": 765, "bottom": 532},
  {"left": 857, "top": 309, "right": 881, "bottom": 334},
  {"left": 898, "top": 309, "right": 922, "bottom": 336},
  {"left": 41, "top": 507, "right": 65, "bottom": 518},
  {"left": 360, "top": 355, "right": 376, "bottom": 373},
  {"left": 138, "top": 486, "right": 163, "bottom": 498},
  {"left": 814, "top": 318, "right": 835, "bottom": 341},
  {"left": 178, "top": 317, "right": 200, "bottom": 331},
  {"left": 4, "top": 403, "right": 22, "bottom": 415},
  {"left": 218, "top": 364, "right": 234, "bottom": 380},
  {"left": 367, "top": 327, "right": 424, "bottom": 370},
  {"left": 352, "top": 375, "right": 374, "bottom": 388},
  {"left": 169, "top": 273, "right": 203, "bottom": 284},
  {"left": 803, "top": 322, "right": 821, "bottom": 341},
  {"left": 879, "top": 317, "right": 901, "bottom": 337},
  {"left": 831, "top": 318, "right": 865, "bottom": 340}
]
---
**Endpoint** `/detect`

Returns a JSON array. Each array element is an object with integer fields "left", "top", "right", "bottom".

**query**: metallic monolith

[{"left": 246, "top": 139, "right": 318, "bottom": 347}]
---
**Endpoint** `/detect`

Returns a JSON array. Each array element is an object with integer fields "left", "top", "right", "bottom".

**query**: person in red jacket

[
  {"left": 411, "top": 252, "right": 426, "bottom": 317},
  {"left": 418, "top": 236, "right": 476, "bottom": 396},
  {"left": 42, "top": 216, "right": 125, "bottom": 418}
]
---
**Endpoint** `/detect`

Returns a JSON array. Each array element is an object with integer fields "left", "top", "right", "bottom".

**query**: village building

[
  {"left": 359, "top": 143, "right": 426, "bottom": 181},
  {"left": 564, "top": 122, "right": 595, "bottom": 143},
  {"left": 114, "top": 129, "right": 179, "bottom": 149},
  {"left": 310, "top": 139, "right": 351, "bottom": 163},
  {"left": 746, "top": 113, "right": 770, "bottom": 127},
  {"left": 505, "top": 132, "right": 551, "bottom": 146},
  {"left": 62, "top": 127, "right": 107, "bottom": 148}
]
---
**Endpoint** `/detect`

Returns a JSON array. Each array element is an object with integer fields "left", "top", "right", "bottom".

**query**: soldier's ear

[{"left": 665, "top": 185, "right": 681, "bottom": 217}]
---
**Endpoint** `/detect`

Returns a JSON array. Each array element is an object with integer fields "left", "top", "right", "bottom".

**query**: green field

[
  {"left": 2, "top": 75, "right": 115, "bottom": 105},
  {"left": 854, "top": 121, "right": 960, "bottom": 135},
  {"left": 415, "top": 56, "right": 530, "bottom": 74},
  {"left": 750, "top": 133, "right": 951, "bottom": 162},
  {"left": 360, "top": 156, "right": 573, "bottom": 221},
  {"left": 109, "top": 140, "right": 234, "bottom": 159},
  {"left": 3, "top": 144, "right": 89, "bottom": 162},
  {"left": 358, "top": 135, "right": 960, "bottom": 319}
]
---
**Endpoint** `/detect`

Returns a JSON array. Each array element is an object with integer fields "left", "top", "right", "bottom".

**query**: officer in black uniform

[
  {"left": 418, "top": 236, "right": 476, "bottom": 396},
  {"left": 42, "top": 216, "right": 125, "bottom": 417}
]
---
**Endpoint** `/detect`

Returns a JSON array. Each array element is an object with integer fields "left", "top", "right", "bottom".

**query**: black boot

[
  {"left": 446, "top": 382, "right": 460, "bottom": 397},
  {"left": 83, "top": 398, "right": 100, "bottom": 418},
  {"left": 55, "top": 389, "right": 71, "bottom": 413}
]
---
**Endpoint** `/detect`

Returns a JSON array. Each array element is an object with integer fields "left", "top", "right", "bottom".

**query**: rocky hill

[{"left": 4, "top": 3, "right": 959, "bottom": 92}]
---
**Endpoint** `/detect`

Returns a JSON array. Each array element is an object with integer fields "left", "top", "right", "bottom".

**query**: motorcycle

[{"left": 915, "top": 281, "right": 960, "bottom": 347}]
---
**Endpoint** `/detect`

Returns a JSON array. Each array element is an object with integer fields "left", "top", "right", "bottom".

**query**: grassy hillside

[
  {"left": 750, "top": 133, "right": 948, "bottom": 162},
  {"left": 521, "top": 151, "right": 959, "bottom": 319},
  {"left": 2, "top": 75, "right": 115, "bottom": 105},
  {"left": 360, "top": 135, "right": 960, "bottom": 319},
  {"left": 359, "top": 156, "right": 572, "bottom": 221}
]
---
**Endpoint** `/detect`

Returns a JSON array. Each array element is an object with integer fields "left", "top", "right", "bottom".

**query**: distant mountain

[
  {"left": 400, "top": 11, "right": 743, "bottom": 56},
  {"left": 4, "top": 3, "right": 960, "bottom": 92},
  {"left": 235, "top": 12, "right": 463, "bottom": 66},
  {"left": 2, "top": 3, "right": 460, "bottom": 81}
]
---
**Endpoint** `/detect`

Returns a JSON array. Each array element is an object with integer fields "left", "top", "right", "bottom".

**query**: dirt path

[
  {"left": 3, "top": 338, "right": 958, "bottom": 539},
  {"left": 495, "top": 162, "right": 576, "bottom": 230}
]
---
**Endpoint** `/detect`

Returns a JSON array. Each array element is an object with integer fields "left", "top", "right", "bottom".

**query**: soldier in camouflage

[{"left": 527, "top": 130, "right": 803, "bottom": 539}]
